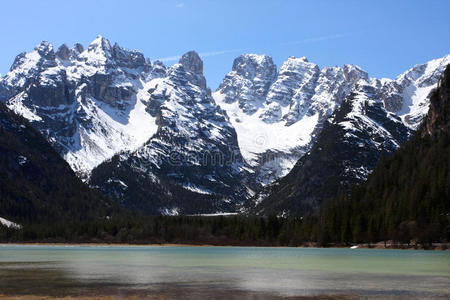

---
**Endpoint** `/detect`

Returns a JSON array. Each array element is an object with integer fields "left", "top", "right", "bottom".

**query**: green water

[{"left": 0, "top": 245, "right": 449, "bottom": 298}]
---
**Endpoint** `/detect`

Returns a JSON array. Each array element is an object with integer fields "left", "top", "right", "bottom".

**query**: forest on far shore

[{"left": 0, "top": 212, "right": 447, "bottom": 249}]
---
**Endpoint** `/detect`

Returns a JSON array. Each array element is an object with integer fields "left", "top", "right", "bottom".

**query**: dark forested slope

[
  {"left": 318, "top": 65, "right": 450, "bottom": 244},
  {"left": 0, "top": 102, "right": 115, "bottom": 224}
]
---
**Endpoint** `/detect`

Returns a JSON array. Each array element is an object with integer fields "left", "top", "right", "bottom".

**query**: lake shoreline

[{"left": 0, "top": 241, "right": 447, "bottom": 250}]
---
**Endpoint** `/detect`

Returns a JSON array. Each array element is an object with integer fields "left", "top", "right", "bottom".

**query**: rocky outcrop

[
  {"left": 424, "top": 65, "right": 450, "bottom": 137},
  {"left": 179, "top": 50, "right": 203, "bottom": 74}
]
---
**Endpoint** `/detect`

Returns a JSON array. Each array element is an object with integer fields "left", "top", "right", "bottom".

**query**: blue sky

[{"left": 1, "top": 0, "right": 449, "bottom": 89}]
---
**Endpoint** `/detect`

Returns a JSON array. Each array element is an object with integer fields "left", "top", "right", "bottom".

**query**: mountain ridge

[
  {"left": 0, "top": 36, "right": 448, "bottom": 215},
  {"left": 213, "top": 53, "right": 449, "bottom": 186}
]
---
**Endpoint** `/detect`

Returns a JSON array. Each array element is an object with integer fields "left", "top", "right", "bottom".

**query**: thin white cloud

[
  {"left": 283, "top": 33, "right": 349, "bottom": 46},
  {"left": 153, "top": 34, "right": 349, "bottom": 62},
  {"left": 200, "top": 49, "right": 241, "bottom": 58},
  {"left": 156, "top": 49, "right": 241, "bottom": 63},
  {"left": 175, "top": 3, "right": 184, "bottom": 8}
]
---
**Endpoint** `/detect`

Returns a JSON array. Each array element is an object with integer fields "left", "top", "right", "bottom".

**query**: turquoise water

[{"left": 0, "top": 245, "right": 449, "bottom": 298}]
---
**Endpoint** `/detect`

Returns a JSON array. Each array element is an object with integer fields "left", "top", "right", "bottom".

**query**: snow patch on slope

[
  {"left": 215, "top": 91, "right": 317, "bottom": 163},
  {"left": 0, "top": 217, "right": 21, "bottom": 229},
  {"left": 62, "top": 83, "right": 159, "bottom": 175},
  {"left": 7, "top": 92, "right": 42, "bottom": 121},
  {"left": 395, "top": 54, "right": 450, "bottom": 128}
]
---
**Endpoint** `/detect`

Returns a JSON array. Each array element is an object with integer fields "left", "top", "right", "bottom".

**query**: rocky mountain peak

[
  {"left": 277, "top": 56, "right": 319, "bottom": 82},
  {"left": 265, "top": 56, "right": 319, "bottom": 107},
  {"left": 56, "top": 44, "right": 70, "bottom": 60},
  {"left": 81, "top": 35, "right": 113, "bottom": 65},
  {"left": 111, "top": 42, "right": 146, "bottom": 69},
  {"left": 70, "top": 43, "right": 84, "bottom": 59},
  {"left": 343, "top": 64, "right": 369, "bottom": 82},
  {"left": 179, "top": 51, "right": 203, "bottom": 74},
  {"left": 150, "top": 60, "right": 167, "bottom": 77},
  {"left": 232, "top": 54, "right": 276, "bottom": 80},
  {"left": 215, "top": 54, "right": 277, "bottom": 114},
  {"left": 169, "top": 52, "right": 206, "bottom": 89},
  {"left": 0, "top": 36, "right": 165, "bottom": 175},
  {"left": 88, "top": 35, "right": 111, "bottom": 51},
  {"left": 87, "top": 50, "right": 251, "bottom": 215},
  {"left": 7, "top": 41, "right": 57, "bottom": 75},
  {"left": 35, "top": 41, "right": 54, "bottom": 58}
]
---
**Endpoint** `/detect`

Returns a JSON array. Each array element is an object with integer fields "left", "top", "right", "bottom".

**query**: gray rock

[
  {"left": 70, "top": 43, "right": 84, "bottom": 59},
  {"left": 56, "top": 44, "right": 70, "bottom": 60},
  {"left": 10, "top": 52, "right": 27, "bottom": 71},
  {"left": 179, "top": 51, "right": 203, "bottom": 74},
  {"left": 217, "top": 54, "right": 277, "bottom": 114}
]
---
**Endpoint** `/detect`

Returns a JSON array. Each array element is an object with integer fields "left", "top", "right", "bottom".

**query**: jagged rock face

[
  {"left": 179, "top": 50, "right": 203, "bottom": 75},
  {"left": 423, "top": 65, "right": 450, "bottom": 137},
  {"left": 249, "top": 84, "right": 411, "bottom": 216},
  {"left": 217, "top": 54, "right": 277, "bottom": 114},
  {"left": 264, "top": 57, "right": 321, "bottom": 123},
  {"left": 89, "top": 53, "right": 252, "bottom": 214},
  {"left": 56, "top": 44, "right": 70, "bottom": 61},
  {"left": 0, "top": 36, "right": 159, "bottom": 177},
  {"left": 70, "top": 43, "right": 84, "bottom": 59},
  {"left": 376, "top": 55, "right": 450, "bottom": 129},
  {"left": 214, "top": 56, "right": 369, "bottom": 185},
  {"left": 266, "top": 57, "right": 316, "bottom": 107}
]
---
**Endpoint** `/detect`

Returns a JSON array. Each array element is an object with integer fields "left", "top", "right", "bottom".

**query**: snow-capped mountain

[
  {"left": 0, "top": 35, "right": 448, "bottom": 215},
  {"left": 213, "top": 54, "right": 450, "bottom": 185},
  {"left": 89, "top": 51, "right": 252, "bottom": 214},
  {"left": 247, "top": 82, "right": 412, "bottom": 216},
  {"left": 374, "top": 55, "right": 450, "bottom": 129},
  {"left": 0, "top": 36, "right": 162, "bottom": 178},
  {"left": 0, "top": 36, "right": 254, "bottom": 214}
]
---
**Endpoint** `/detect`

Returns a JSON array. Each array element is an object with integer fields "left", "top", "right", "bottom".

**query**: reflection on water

[{"left": 0, "top": 245, "right": 449, "bottom": 299}]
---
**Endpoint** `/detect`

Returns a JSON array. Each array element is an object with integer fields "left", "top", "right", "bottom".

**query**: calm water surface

[{"left": 0, "top": 245, "right": 449, "bottom": 298}]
